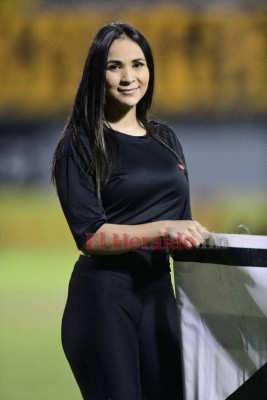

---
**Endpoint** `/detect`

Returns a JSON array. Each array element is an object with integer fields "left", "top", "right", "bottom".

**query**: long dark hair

[{"left": 51, "top": 22, "right": 184, "bottom": 199}]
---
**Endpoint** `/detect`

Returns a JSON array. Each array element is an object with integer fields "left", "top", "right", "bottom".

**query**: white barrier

[{"left": 173, "top": 234, "right": 267, "bottom": 400}]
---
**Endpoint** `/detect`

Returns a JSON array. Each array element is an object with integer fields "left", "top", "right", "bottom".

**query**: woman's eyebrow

[
  {"left": 106, "top": 58, "right": 146, "bottom": 64},
  {"left": 106, "top": 60, "right": 122, "bottom": 64}
]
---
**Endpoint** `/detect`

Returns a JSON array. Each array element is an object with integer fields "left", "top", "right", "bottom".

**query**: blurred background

[{"left": 0, "top": 0, "right": 266, "bottom": 399}]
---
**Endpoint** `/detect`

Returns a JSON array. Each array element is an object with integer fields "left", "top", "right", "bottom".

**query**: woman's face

[{"left": 105, "top": 37, "right": 150, "bottom": 111}]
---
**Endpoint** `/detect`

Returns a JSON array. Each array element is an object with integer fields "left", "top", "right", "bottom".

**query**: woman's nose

[{"left": 121, "top": 68, "right": 135, "bottom": 83}]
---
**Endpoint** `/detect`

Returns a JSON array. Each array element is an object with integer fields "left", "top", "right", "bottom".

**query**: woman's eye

[
  {"left": 133, "top": 62, "right": 144, "bottom": 68},
  {"left": 107, "top": 64, "right": 120, "bottom": 71}
]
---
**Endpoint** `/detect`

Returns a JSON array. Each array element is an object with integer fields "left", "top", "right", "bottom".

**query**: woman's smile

[{"left": 118, "top": 87, "right": 140, "bottom": 94}]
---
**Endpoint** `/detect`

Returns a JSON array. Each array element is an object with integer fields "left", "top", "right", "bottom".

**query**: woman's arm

[{"left": 81, "top": 219, "right": 210, "bottom": 255}]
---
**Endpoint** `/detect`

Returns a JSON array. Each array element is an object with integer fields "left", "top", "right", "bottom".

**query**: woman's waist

[
  {"left": 73, "top": 251, "right": 171, "bottom": 291},
  {"left": 78, "top": 248, "right": 170, "bottom": 272}
]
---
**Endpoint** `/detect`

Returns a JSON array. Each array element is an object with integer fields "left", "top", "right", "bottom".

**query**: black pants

[{"left": 61, "top": 255, "right": 184, "bottom": 400}]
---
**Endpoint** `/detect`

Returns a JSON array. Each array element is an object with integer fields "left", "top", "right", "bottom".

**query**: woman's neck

[{"left": 105, "top": 106, "right": 146, "bottom": 136}]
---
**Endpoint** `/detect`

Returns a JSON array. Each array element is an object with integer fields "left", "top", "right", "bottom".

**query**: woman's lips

[{"left": 118, "top": 87, "right": 139, "bottom": 94}]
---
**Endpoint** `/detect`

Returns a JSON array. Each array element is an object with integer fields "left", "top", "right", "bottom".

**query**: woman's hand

[{"left": 162, "top": 220, "right": 210, "bottom": 249}]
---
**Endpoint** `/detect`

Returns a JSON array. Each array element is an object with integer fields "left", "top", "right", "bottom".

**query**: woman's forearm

[
  {"left": 81, "top": 221, "right": 166, "bottom": 255},
  {"left": 81, "top": 220, "right": 209, "bottom": 255}
]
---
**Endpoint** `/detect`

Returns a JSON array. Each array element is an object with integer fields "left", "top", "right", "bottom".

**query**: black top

[{"left": 54, "top": 121, "right": 191, "bottom": 274}]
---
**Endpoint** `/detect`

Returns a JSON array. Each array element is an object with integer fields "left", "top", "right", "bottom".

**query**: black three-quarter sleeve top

[{"left": 54, "top": 121, "right": 192, "bottom": 275}]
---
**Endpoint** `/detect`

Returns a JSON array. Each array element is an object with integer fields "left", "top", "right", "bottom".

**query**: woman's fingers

[
  {"left": 167, "top": 220, "right": 210, "bottom": 249},
  {"left": 192, "top": 221, "right": 210, "bottom": 239},
  {"left": 183, "top": 235, "right": 200, "bottom": 248}
]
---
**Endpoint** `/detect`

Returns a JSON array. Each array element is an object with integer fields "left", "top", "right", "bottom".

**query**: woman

[{"left": 52, "top": 22, "right": 209, "bottom": 400}]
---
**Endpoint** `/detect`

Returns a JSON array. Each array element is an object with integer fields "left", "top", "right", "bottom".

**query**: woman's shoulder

[
  {"left": 148, "top": 119, "right": 183, "bottom": 151},
  {"left": 55, "top": 126, "right": 90, "bottom": 161},
  {"left": 148, "top": 119, "right": 174, "bottom": 133}
]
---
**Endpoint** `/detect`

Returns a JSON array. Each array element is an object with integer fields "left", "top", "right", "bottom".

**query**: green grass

[
  {"left": 0, "top": 187, "right": 83, "bottom": 399},
  {"left": 0, "top": 187, "right": 266, "bottom": 399},
  {"left": 0, "top": 247, "right": 81, "bottom": 400}
]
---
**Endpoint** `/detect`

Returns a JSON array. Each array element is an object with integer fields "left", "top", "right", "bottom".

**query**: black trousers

[{"left": 61, "top": 255, "right": 184, "bottom": 400}]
